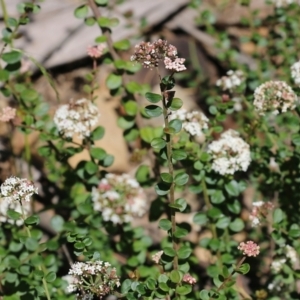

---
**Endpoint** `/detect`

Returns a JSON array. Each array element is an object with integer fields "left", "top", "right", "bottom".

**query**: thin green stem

[
  {"left": 161, "top": 89, "right": 178, "bottom": 271},
  {"left": 209, "top": 257, "right": 246, "bottom": 300},
  {"left": 0, "top": 0, "right": 9, "bottom": 27},
  {"left": 201, "top": 178, "right": 222, "bottom": 269}
]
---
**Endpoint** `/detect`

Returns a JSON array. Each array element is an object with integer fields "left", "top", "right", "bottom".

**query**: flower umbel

[
  {"left": 0, "top": 176, "right": 37, "bottom": 226},
  {"left": 68, "top": 260, "right": 120, "bottom": 299},
  {"left": 87, "top": 44, "right": 106, "bottom": 59},
  {"left": 1, "top": 176, "right": 38, "bottom": 203},
  {"left": 0, "top": 106, "right": 16, "bottom": 122},
  {"left": 54, "top": 98, "right": 99, "bottom": 139},
  {"left": 271, "top": 258, "right": 286, "bottom": 273},
  {"left": 207, "top": 129, "right": 251, "bottom": 175},
  {"left": 91, "top": 173, "right": 147, "bottom": 224},
  {"left": 253, "top": 81, "right": 297, "bottom": 115},
  {"left": 131, "top": 39, "right": 186, "bottom": 72},
  {"left": 216, "top": 70, "right": 245, "bottom": 92},
  {"left": 169, "top": 109, "right": 209, "bottom": 138},
  {"left": 238, "top": 241, "right": 260, "bottom": 257}
]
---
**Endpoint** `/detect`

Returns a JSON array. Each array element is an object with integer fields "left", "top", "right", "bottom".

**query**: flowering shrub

[{"left": 1, "top": 0, "right": 300, "bottom": 300}]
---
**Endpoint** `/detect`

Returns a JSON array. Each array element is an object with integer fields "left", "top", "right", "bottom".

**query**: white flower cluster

[
  {"left": 253, "top": 81, "right": 297, "bottom": 115},
  {"left": 91, "top": 173, "right": 147, "bottom": 224},
  {"left": 207, "top": 129, "right": 251, "bottom": 175},
  {"left": 291, "top": 61, "right": 300, "bottom": 86},
  {"left": 169, "top": 109, "right": 209, "bottom": 137},
  {"left": 232, "top": 97, "right": 243, "bottom": 112},
  {"left": 1, "top": 176, "right": 38, "bottom": 203},
  {"left": 270, "top": 0, "right": 300, "bottom": 8},
  {"left": 268, "top": 281, "right": 282, "bottom": 292},
  {"left": 67, "top": 260, "right": 120, "bottom": 299},
  {"left": 270, "top": 245, "right": 298, "bottom": 274},
  {"left": 0, "top": 176, "right": 37, "bottom": 226},
  {"left": 271, "top": 258, "right": 286, "bottom": 273},
  {"left": 54, "top": 98, "right": 99, "bottom": 139},
  {"left": 216, "top": 70, "right": 245, "bottom": 92},
  {"left": 285, "top": 245, "right": 298, "bottom": 266},
  {"left": 164, "top": 57, "right": 186, "bottom": 72}
]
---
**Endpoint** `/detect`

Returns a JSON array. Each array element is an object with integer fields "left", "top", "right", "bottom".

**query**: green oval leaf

[
  {"left": 106, "top": 73, "right": 122, "bottom": 90},
  {"left": 145, "top": 92, "right": 162, "bottom": 103},
  {"left": 124, "top": 100, "right": 138, "bottom": 116},
  {"left": 50, "top": 215, "right": 64, "bottom": 232},
  {"left": 113, "top": 39, "right": 130, "bottom": 50},
  {"left": 160, "top": 173, "right": 173, "bottom": 183},
  {"left": 145, "top": 105, "right": 163, "bottom": 118},
  {"left": 91, "top": 126, "right": 105, "bottom": 140},
  {"left": 193, "top": 212, "right": 208, "bottom": 225},
  {"left": 158, "top": 218, "right": 172, "bottom": 231},
  {"left": 163, "top": 247, "right": 176, "bottom": 257},
  {"left": 85, "top": 161, "right": 98, "bottom": 175},
  {"left": 237, "top": 263, "right": 250, "bottom": 275},
  {"left": 170, "top": 270, "right": 182, "bottom": 283},
  {"left": 20, "top": 89, "right": 39, "bottom": 102},
  {"left": 169, "top": 119, "right": 182, "bottom": 133},
  {"left": 176, "top": 285, "right": 192, "bottom": 295},
  {"left": 273, "top": 208, "right": 283, "bottom": 224},
  {"left": 90, "top": 147, "right": 107, "bottom": 160},
  {"left": 174, "top": 173, "right": 189, "bottom": 186},
  {"left": 177, "top": 246, "right": 192, "bottom": 259},
  {"left": 45, "top": 271, "right": 56, "bottom": 283},
  {"left": 172, "top": 149, "right": 187, "bottom": 161},
  {"left": 25, "top": 238, "right": 39, "bottom": 251},
  {"left": 151, "top": 138, "right": 166, "bottom": 149},
  {"left": 25, "top": 215, "right": 39, "bottom": 225},
  {"left": 74, "top": 5, "right": 89, "bottom": 19},
  {"left": 229, "top": 218, "right": 244, "bottom": 232},
  {"left": 216, "top": 216, "right": 231, "bottom": 229},
  {"left": 2, "top": 50, "right": 22, "bottom": 64},
  {"left": 7, "top": 209, "right": 21, "bottom": 221},
  {"left": 169, "top": 97, "right": 183, "bottom": 111},
  {"left": 174, "top": 226, "right": 189, "bottom": 238}
]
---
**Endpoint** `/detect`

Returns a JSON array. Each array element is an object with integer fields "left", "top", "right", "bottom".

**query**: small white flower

[
  {"left": 169, "top": 109, "right": 209, "bottom": 138},
  {"left": 285, "top": 245, "right": 298, "bottom": 266},
  {"left": 91, "top": 173, "right": 147, "bottom": 224},
  {"left": 253, "top": 81, "right": 297, "bottom": 115},
  {"left": 232, "top": 97, "right": 243, "bottom": 112},
  {"left": 0, "top": 176, "right": 37, "bottom": 225},
  {"left": 268, "top": 282, "right": 282, "bottom": 291},
  {"left": 291, "top": 60, "right": 300, "bottom": 86},
  {"left": 54, "top": 98, "right": 99, "bottom": 140},
  {"left": 164, "top": 57, "right": 186, "bottom": 72},
  {"left": 216, "top": 70, "right": 245, "bottom": 92},
  {"left": 1, "top": 176, "right": 38, "bottom": 203},
  {"left": 271, "top": 258, "right": 286, "bottom": 273},
  {"left": 207, "top": 129, "right": 251, "bottom": 175}
]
